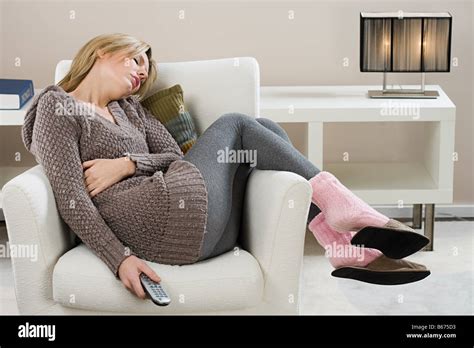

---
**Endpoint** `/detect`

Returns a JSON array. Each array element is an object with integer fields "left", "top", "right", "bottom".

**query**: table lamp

[{"left": 360, "top": 11, "right": 452, "bottom": 98}]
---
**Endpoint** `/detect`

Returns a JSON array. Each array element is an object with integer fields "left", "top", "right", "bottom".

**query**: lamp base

[{"left": 368, "top": 90, "right": 439, "bottom": 99}]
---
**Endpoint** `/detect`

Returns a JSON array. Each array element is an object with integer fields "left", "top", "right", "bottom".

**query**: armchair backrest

[{"left": 55, "top": 57, "right": 260, "bottom": 135}]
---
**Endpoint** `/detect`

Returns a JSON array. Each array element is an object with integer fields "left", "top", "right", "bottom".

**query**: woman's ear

[{"left": 96, "top": 48, "right": 105, "bottom": 59}]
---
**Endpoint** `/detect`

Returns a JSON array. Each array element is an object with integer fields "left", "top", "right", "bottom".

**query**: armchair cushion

[{"left": 52, "top": 244, "right": 264, "bottom": 314}]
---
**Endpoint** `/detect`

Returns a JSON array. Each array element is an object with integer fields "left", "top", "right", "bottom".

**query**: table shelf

[{"left": 323, "top": 162, "right": 451, "bottom": 205}]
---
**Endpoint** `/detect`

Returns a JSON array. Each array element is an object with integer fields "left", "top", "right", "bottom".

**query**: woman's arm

[
  {"left": 32, "top": 92, "right": 131, "bottom": 277},
  {"left": 124, "top": 98, "right": 184, "bottom": 176}
]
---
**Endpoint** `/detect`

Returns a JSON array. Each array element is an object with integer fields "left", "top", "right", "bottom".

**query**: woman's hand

[
  {"left": 83, "top": 157, "right": 136, "bottom": 197},
  {"left": 118, "top": 255, "right": 162, "bottom": 299}
]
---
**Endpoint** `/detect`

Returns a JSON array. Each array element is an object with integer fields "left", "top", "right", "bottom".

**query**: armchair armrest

[
  {"left": 2, "top": 165, "right": 76, "bottom": 314},
  {"left": 240, "top": 169, "right": 312, "bottom": 314}
]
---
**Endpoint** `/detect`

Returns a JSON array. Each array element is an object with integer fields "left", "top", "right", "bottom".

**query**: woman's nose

[{"left": 138, "top": 68, "right": 148, "bottom": 81}]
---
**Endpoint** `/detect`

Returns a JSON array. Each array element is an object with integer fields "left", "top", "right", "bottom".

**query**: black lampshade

[{"left": 360, "top": 12, "right": 452, "bottom": 73}]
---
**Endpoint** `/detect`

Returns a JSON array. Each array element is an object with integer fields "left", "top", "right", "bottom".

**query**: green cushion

[{"left": 141, "top": 84, "right": 197, "bottom": 154}]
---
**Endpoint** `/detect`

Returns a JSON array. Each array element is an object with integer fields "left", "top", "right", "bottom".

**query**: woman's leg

[
  {"left": 209, "top": 117, "right": 308, "bottom": 258},
  {"left": 252, "top": 118, "right": 321, "bottom": 224},
  {"left": 183, "top": 113, "right": 322, "bottom": 261},
  {"left": 255, "top": 117, "right": 292, "bottom": 143},
  {"left": 254, "top": 118, "right": 321, "bottom": 223}
]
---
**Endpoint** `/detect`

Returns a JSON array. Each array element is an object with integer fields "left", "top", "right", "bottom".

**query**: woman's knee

[
  {"left": 219, "top": 112, "right": 255, "bottom": 125},
  {"left": 211, "top": 113, "right": 262, "bottom": 138},
  {"left": 256, "top": 117, "right": 281, "bottom": 132},
  {"left": 256, "top": 117, "right": 291, "bottom": 143}
]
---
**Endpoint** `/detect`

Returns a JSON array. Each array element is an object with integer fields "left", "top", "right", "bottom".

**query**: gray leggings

[{"left": 183, "top": 113, "right": 321, "bottom": 261}]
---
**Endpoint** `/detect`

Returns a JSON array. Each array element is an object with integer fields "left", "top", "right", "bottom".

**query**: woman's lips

[{"left": 130, "top": 75, "right": 140, "bottom": 89}]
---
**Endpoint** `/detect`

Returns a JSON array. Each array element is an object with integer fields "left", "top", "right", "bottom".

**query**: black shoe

[
  {"left": 350, "top": 219, "right": 429, "bottom": 259},
  {"left": 331, "top": 255, "right": 431, "bottom": 285}
]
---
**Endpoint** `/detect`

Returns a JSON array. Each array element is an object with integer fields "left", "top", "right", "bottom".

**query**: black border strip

[{"left": 0, "top": 315, "right": 472, "bottom": 345}]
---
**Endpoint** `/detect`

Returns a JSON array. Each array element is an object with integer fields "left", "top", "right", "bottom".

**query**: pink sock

[
  {"left": 308, "top": 213, "right": 382, "bottom": 269},
  {"left": 309, "top": 171, "right": 389, "bottom": 232}
]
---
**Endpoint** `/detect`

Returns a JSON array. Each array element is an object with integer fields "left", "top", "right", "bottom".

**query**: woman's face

[{"left": 95, "top": 49, "right": 150, "bottom": 99}]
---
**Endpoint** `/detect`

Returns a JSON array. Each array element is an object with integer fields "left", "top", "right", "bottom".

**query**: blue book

[{"left": 0, "top": 79, "right": 34, "bottom": 110}]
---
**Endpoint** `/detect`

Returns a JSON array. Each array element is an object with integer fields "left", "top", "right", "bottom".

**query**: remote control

[{"left": 139, "top": 273, "right": 171, "bottom": 306}]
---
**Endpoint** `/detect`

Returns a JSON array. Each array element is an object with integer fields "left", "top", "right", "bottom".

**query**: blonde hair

[{"left": 58, "top": 33, "right": 157, "bottom": 101}]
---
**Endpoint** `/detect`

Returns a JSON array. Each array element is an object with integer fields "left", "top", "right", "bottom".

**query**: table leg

[
  {"left": 423, "top": 204, "right": 435, "bottom": 251},
  {"left": 307, "top": 122, "right": 323, "bottom": 169},
  {"left": 412, "top": 204, "right": 422, "bottom": 229}
]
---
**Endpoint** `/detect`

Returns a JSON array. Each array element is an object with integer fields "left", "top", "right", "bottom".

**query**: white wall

[{"left": 1, "top": 0, "right": 472, "bottom": 203}]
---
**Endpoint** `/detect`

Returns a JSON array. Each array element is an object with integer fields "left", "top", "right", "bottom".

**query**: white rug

[{"left": 1, "top": 221, "right": 472, "bottom": 315}]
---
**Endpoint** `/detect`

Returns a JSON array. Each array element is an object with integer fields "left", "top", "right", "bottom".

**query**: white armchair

[{"left": 2, "top": 57, "right": 312, "bottom": 315}]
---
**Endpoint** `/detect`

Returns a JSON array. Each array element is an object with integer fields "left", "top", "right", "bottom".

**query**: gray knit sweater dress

[{"left": 21, "top": 85, "right": 208, "bottom": 276}]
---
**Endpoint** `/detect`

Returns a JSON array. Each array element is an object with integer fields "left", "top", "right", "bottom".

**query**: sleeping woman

[{"left": 22, "top": 33, "right": 431, "bottom": 300}]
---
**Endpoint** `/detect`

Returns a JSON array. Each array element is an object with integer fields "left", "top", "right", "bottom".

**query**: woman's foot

[
  {"left": 331, "top": 255, "right": 431, "bottom": 285},
  {"left": 308, "top": 213, "right": 382, "bottom": 269},
  {"left": 350, "top": 220, "right": 430, "bottom": 259},
  {"left": 309, "top": 171, "right": 389, "bottom": 232},
  {"left": 309, "top": 171, "right": 430, "bottom": 259},
  {"left": 308, "top": 213, "right": 431, "bottom": 285}
]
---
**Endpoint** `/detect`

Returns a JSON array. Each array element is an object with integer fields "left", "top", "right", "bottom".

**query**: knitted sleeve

[
  {"left": 31, "top": 92, "right": 131, "bottom": 277},
  {"left": 124, "top": 99, "right": 184, "bottom": 176}
]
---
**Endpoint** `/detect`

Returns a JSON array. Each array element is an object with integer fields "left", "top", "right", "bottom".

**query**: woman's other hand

[
  {"left": 83, "top": 157, "right": 136, "bottom": 197},
  {"left": 118, "top": 255, "right": 162, "bottom": 299}
]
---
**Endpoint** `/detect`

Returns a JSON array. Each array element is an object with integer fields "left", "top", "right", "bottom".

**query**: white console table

[
  {"left": 0, "top": 89, "right": 42, "bottom": 220},
  {"left": 260, "top": 85, "right": 456, "bottom": 251}
]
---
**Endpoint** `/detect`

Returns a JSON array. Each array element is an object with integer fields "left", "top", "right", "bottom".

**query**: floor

[
  {"left": 300, "top": 219, "right": 473, "bottom": 315},
  {"left": 1, "top": 220, "right": 472, "bottom": 315}
]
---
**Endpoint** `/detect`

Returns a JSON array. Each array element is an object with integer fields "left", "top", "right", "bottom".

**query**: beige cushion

[{"left": 52, "top": 244, "right": 264, "bottom": 314}]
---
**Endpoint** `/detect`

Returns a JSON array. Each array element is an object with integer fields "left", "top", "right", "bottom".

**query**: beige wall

[{"left": 1, "top": 0, "right": 472, "bottom": 203}]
